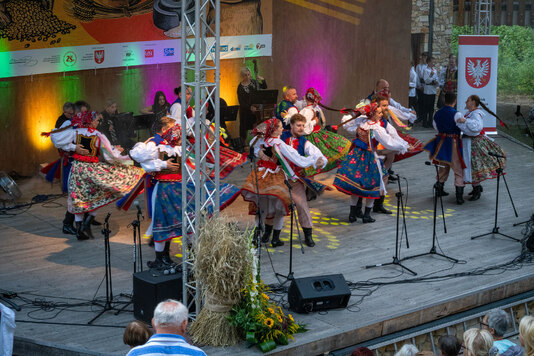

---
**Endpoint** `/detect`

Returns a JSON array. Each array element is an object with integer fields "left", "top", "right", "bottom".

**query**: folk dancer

[
  {"left": 298, "top": 88, "right": 351, "bottom": 176},
  {"left": 129, "top": 117, "right": 241, "bottom": 268},
  {"left": 49, "top": 111, "right": 144, "bottom": 240},
  {"left": 423, "top": 93, "right": 466, "bottom": 204},
  {"left": 275, "top": 86, "right": 299, "bottom": 130},
  {"left": 334, "top": 102, "right": 409, "bottom": 223},
  {"left": 241, "top": 119, "right": 325, "bottom": 247},
  {"left": 456, "top": 95, "right": 506, "bottom": 201}
]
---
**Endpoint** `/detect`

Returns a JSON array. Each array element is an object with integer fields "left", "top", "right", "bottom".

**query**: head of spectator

[
  {"left": 463, "top": 328, "right": 497, "bottom": 356},
  {"left": 427, "top": 56, "right": 436, "bottom": 69},
  {"left": 448, "top": 54, "right": 457, "bottom": 69},
  {"left": 123, "top": 320, "right": 152, "bottom": 348},
  {"left": 520, "top": 315, "right": 534, "bottom": 356},
  {"left": 283, "top": 86, "right": 298, "bottom": 104},
  {"left": 174, "top": 86, "right": 192, "bottom": 104},
  {"left": 153, "top": 91, "right": 170, "bottom": 110},
  {"left": 62, "top": 102, "right": 75, "bottom": 119},
  {"left": 482, "top": 309, "right": 510, "bottom": 340},
  {"left": 420, "top": 52, "right": 429, "bottom": 65},
  {"left": 152, "top": 299, "right": 188, "bottom": 336},
  {"left": 438, "top": 334, "right": 461, "bottom": 356},
  {"left": 394, "top": 343, "right": 419, "bottom": 356},
  {"left": 351, "top": 346, "right": 374, "bottom": 356},
  {"left": 74, "top": 100, "right": 90, "bottom": 113},
  {"left": 105, "top": 99, "right": 118, "bottom": 116}
]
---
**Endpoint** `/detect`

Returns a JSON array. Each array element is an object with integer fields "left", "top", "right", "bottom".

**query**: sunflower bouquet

[{"left": 228, "top": 245, "right": 306, "bottom": 352}]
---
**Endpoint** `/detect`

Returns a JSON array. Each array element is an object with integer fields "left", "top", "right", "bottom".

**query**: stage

[{"left": 2, "top": 128, "right": 534, "bottom": 356}]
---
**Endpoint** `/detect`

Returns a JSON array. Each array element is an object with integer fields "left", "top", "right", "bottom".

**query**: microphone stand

[
  {"left": 366, "top": 174, "right": 416, "bottom": 275},
  {"left": 402, "top": 162, "right": 459, "bottom": 263},
  {"left": 275, "top": 178, "right": 305, "bottom": 285},
  {"left": 249, "top": 144, "right": 264, "bottom": 281},
  {"left": 472, "top": 156, "right": 519, "bottom": 242},
  {"left": 515, "top": 107, "right": 534, "bottom": 148}
]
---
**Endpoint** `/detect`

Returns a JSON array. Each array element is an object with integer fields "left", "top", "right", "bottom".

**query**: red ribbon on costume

[
  {"left": 258, "top": 160, "right": 277, "bottom": 170},
  {"left": 72, "top": 154, "right": 99, "bottom": 163}
]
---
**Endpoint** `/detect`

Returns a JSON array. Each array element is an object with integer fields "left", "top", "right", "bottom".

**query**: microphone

[
  {"left": 134, "top": 200, "right": 144, "bottom": 219},
  {"left": 488, "top": 151, "right": 506, "bottom": 159},
  {"left": 425, "top": 161, "right": 445, "bottom": 168},
  {"left": 515, "top": 105, "right": 521, "bottom": 117}
]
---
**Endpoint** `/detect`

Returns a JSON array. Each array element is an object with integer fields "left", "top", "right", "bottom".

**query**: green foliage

[{"left": 451, "top": 25, "right": 534, "bottom": 96}]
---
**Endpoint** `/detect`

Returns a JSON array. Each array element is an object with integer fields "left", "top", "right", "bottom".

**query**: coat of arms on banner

[
  {"left": 466, "top": 57, "right": 491, "bottom": 88},
  {"left": 94, "top": 50, "right": 105, "bottom": 64}
]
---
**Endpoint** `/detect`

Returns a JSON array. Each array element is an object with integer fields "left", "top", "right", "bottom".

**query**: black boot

[
  {"left": 362, "top": 207, "right": 376, "bottom": 223},
  {"left": 271, "top": 229, "right": 284, "bottom": 247},
  {"left": 82, "top": 215, "right": 95, "bottom": 239},
  {"left": 261, "top": 224, "right": 273, "bottom": 243},
  {"left": 75, "top": 221, "right": 90, "bottom": 240},
  {"left": 148, "top": 236, "right": 154, "bottom": 247},
  {"left": 434, "top": 182, "right": 449, "bottom": 197},
  {"left": 455, "top": 186, "right": 465, "bottom": 205},
  {"left": 147, "top": 251, "right": 165, "bottom": 270},
  {"left": 349, "top": 198, "right": 363, "bottom": 222},
  {"left": 373, "top": 196, "right": 392, "bottom": 214},
  {"left": 63, "top": 211, "right": 76, "bottom": 235},
  {"left": 162, "top": 241, "right": 176, "bottom": 266},
  {"left": 469, "top": 185, "right": 482, "bottom": 201},
  {"left": 303, "top": 227, "right": 315, "bottom": 247},
  {"left": 84, "top": 212, "right": 102, "bottom": 226}
]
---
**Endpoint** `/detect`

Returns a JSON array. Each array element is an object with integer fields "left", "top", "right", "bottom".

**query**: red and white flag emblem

[
  {"left": 94, "top": 50, "right": 105, "bottom": 64},
  {"left": 466, "top": 57, "right": 491, "bottom": 88}
]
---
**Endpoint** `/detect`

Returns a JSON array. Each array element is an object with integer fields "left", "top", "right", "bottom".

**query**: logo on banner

[
  {"left": 145, "top": 49, "right": 154, "bottom": 58},
  {"left": 256, "top": 43, "right": 265, "bottom": 50},
  {"left": 63, "top": 51, "right": 77, "bottom": 67},
  {"left": 164, "top": 48, "right": 174, "bottom": 56},
  {"left": 94, "top": 50, "right": 105, "bottom": 64},
  {"left": 230, "top": 45, "right": 241, "bottom": 52},
  {"left": 244, "top": 43, "right": 254, "bottom": 51},
  {"left": 466, "top": 57, "right": 491, "bottom": 88}
]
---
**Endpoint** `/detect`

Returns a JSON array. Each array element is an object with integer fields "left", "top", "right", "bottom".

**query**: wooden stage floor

[{"left": 2, "top": 129, "right": 534, "bottom": 355}]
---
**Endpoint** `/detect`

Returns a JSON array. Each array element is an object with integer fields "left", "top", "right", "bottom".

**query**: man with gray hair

[
  {"left": 126, "top": 299, "right": 206, "bottom": 356},
  {"left": 482, "top": 308, "right": 523, "bottom": 356}
]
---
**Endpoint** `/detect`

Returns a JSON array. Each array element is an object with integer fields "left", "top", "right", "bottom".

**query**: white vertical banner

[{"left": 458, "top": 35, "right": 499, "bottom": 134}]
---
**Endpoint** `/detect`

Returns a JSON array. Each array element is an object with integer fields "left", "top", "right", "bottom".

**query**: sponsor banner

[
  {"left": 458, "top": 35, "right": 499, "bottom": 133},
  {"left": 0, "top": 34, "right": 272, "bottom": 78}
]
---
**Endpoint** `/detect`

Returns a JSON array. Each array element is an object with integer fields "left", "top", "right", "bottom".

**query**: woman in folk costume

[
  {"left": 50, "top": 111, "right": 144, "bottom": 240},
  {"left": 129, "top": 116, "right": 241, "bottom": 269},
  {"left": 334, "top": 102, "right": 409, "bottom": 223},
  {"left": 456, "top": 95, "right": 506, "bottom": 201},
  {"left": 241, "top": 118, "right": 325, "bottom": 248},
  {"left": 298, "top": 88, "right": 351, "bottom": 176}
]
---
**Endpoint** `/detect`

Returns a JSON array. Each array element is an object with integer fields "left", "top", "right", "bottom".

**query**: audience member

[
  {"left": 438, "top": 334, "right": 461, "bottom": 356},
  {"left": 463, "top": 328, "right": 498, "bottom": 356},
  {"left": 409, "top": 61, "right": 418, "bottom": 110},
  {"left": 351, "top": 346, "right": 374, "bottom": 356},
  {"left": 56, "top": 102, "right": 75, "bottom": 128},
  {"left": 237, "top": 66, "right": 267, "bottom": 142},
  {"left": 483, "top": 309, "right": 523, "bottom": 355},
  {"left": 415, "top": 51, "right": 429, "bottom": 121},
  {"left": 395, "top": 344, "right": 419, "bottom": 356},
  {"left": 519, "top": 315, "right": 534, "bottom": 356},
  {"left": 140, "top": 91, "right": 171, "bottom": 133},
  {"left": 99, "top": 98, "right": 119, "bottom": 145},
  {"left": 126, "top": 299, "right": 206, "bottom": 356},
  {"left": 123, "top": 320, "right": 152, "bottom": 349},
  {"left": 421, "top": 56, "right": 439, "bottom": 128}
]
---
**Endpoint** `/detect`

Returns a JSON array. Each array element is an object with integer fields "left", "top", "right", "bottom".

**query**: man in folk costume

[
  {"left": 50, "top": 111, "right": 144, "bottom": 240},
  {"left": 423, "top": 92, "right": 467, "bottom": 205},
  {"left": 241, "top": 119, "right": 325, "bottom": 248},
  {"left": 298, "top": 88, "right": 352, "bottom": 176},
  {"left": 275, "top": 86, "right": 299, "bottom": 130},
  {"left": 275, "top": 113, "right": 327, "bottom": 247},
  {"left": 129, "top": 117, "right": 241, "bottom": 269}
]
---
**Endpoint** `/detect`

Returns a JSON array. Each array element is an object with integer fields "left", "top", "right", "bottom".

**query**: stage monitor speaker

[
  {"left": 133, "top": 270, "right": 183, "bottom": 324},
  {"left": 288, "top": 274, "right": 351, "bottom": 314}
]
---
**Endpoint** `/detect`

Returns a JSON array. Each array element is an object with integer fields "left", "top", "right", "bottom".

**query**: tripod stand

[
  {"left": 275, "top": 179, "right": 305, "bottom": 285},
  {"left": 89, "top": 213, "right": 117, "bottom": 324},
  {"left": 403, "top": 163, "right": 459, "bottom": 264},
  {"left": 471, "top": 158, "right": 519, "bottom": 242},
  {"left": 366, "top": 175, "right": 416, "bottom": 275}
]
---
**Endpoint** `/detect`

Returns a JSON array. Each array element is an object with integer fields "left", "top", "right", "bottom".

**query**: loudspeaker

[
  {"left": 133, "top": 270, "right": 183, "bottom": 323},
  {"left": 288, "top": 274, "right": 351, "bottom": 314}
]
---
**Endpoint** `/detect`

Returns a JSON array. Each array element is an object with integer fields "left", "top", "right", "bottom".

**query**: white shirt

[
  {"left": 416, "top": 63, "right": 427, "bottom": 89},
  {"left": 423, "top": 66, "right": 439, "bottom": 95},
  {"left": 130, "top": 141, "right": 182, "bottom": 173},
  {"left": 409, "top": 66, "right": 418, "bottom": 97}
]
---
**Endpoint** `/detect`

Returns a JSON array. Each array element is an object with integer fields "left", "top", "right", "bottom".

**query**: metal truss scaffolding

[
  {"left": 180, "top": 0, "right": 220, "bottom": 318},
  {"left": 474, "top": 0, "right": 492, "bottom": 35}
]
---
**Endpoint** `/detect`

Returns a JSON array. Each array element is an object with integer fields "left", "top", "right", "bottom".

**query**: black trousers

[
  {"left": 63, "top": 210, "right": 74, "bottom": 225},
  {"left": 421, "top": 94, "right": 436, "bottom": 127},
  {"left": 409, "top": 96, "right": 417, "bottom": 111}
]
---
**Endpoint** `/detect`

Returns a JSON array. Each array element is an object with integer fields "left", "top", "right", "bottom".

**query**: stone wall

[{"left": 412, "top": 0, "right": 453, "bottom": 67}]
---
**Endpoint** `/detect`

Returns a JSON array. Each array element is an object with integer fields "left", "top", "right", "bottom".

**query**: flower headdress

[
  {"left": 252, "top": 118, "right": 279, "bottom": 138},
  {"left": 161, "top": 123, "right": 181, "bottom": 147},
  {"left": 305, "top": 88, "right": 322, "bottom": 104},
  {"left": 71, "top": 111, "right": 97, "bottom": 128},
  {"left": 356, "top": 100, "right": 378, "bottom": 118}
]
